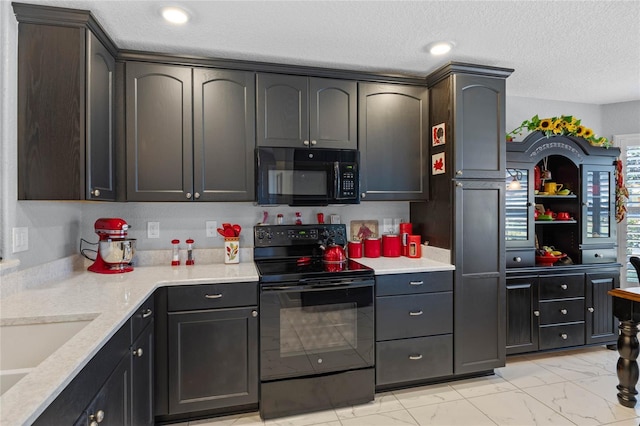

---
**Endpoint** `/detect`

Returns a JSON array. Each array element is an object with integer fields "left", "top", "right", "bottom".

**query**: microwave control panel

[{"left": 338, "top": 163, "right": 358, "bottom": 199}]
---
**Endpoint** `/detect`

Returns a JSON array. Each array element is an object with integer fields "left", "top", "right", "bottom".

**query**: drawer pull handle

[
  {"left": 205, "top": 293, "right": 223, "bottom": 299},
  {"left": 409, "top": 354, "right": 423, "bottom": 360},
  {"left": 560, "top": 284, "right": 568, "bottom": 290},
  {"left": 141, "top": 309, "right": 153, "bottom": 318},
  {"left": 409, "top": 281, "right": 424, "bottom": 286},
  {"left": 561, "top": 333, "right": 568, "bottom": 340},
  {"left": 409, "top": 310, "right": 424, "bottom": 316},
  {"left": 560, "top": 309, "right": 568, "bottom": 315},
  {"left": 588, "top": 307, "right": 595, "bottom": 313}
]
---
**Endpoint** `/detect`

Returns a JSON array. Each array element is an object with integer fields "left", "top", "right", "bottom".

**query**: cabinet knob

[
  {"left": 409, "top": 310, "right": 424, "bottom": 316},
  {"left": 194, "top": 192, "right": 201, "bottom": 199},
  {"left": 588, "top": 307, "right": 595, "bottom": 313},
  {"left": 513, "top": 257, "right": 522, "bottom": 263},
  {"left": 141, "top": 308, "right": 153, "bottom": 318},
  {"left": 89, "top": 409, "right": 105, "bottom": 424},
  {"left": 560, "top": 309, "right": 568, "bottom": 315},
  {"left": 311, "top": 140, "right": 317, "bottom": 146},
  {"left": 409, "top": 354, "right": 423, "bottom": 360},
  {"left": 456, "top": 170, "right": 463, "bottom": 176},
  {"left": 252, "top": 310, "right": 258, "bottom": 317},
  {"left": 456, "top": 182, "right": 463, "bottom": 187},
  {"left": 303, "top": 140, "right": 310, "bottom": 146},
  {"left": 186, "top": 192, "right": 192, "bottom": 199},
  {"left": 594, "top": 253, "right": 602, "bottom": 258},
  {"left": 527, "top": 202, "right": 533, "bottom": 207},
  {"left": 561, "top": 333, "right": 568, "bottom": 340},
  {"left": 361, "top": 193, "right": 366, "bottom": 198},
  {"left": 133, "top": 347, "right": 144, "bottom": 357},
  {"left": 533, "top": 310, "right": 540, "bottom": 316},
  {"left": 560, "top": 284, "right": 568, "bottom": 290},
  {"left": 91, "top": 189, "right": 100, "bottom": 197}
]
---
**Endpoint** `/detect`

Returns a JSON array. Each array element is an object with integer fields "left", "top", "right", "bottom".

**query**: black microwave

[{"left": 256, "top": 147, "right": 360, "bottom": 206}]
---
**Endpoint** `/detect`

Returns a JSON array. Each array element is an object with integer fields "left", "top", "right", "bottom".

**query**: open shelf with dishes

[{"left": 504, "top": 132, "right": 621, "bottom": 355}]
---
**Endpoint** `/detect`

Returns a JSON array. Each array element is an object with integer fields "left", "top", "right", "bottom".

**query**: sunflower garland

[{"left": 507, "top": 114, "right": 611, "bottom": 148}]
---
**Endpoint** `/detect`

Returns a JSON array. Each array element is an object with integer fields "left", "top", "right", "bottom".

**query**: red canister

[
  {"left": 407, "top": 235, "right": 422, "bottom": 258},
  {"left": 364, "top": 238, "right": 381, "bottom": 258},
  {"left": 382, "top": 234, "right": 401, "bottom": 257},
  {"left": 399, "top": 223, "right": 413, "bottom": 256},
  {"left": 347, "top": 240, "right": 363, "bottom": 258}
]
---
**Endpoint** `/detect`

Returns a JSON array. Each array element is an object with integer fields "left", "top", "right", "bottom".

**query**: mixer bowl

[{"left": 99, "top": 239, "right": 136, "bottom": 264}]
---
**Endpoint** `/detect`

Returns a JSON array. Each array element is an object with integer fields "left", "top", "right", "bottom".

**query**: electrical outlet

[
  {"left": 206, "top": 221, "right": 218, "bottom": 238},
  {"left": 147, "top": 222, "right": 160, "bottom": 239},
  {"left": 382, "top": 218, "right": 393, "bottom": 234},
  {"left": 12, "top": 227, "right": 29, "bottom": 253}
]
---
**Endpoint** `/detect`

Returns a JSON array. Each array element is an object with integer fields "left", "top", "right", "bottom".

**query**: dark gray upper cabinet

[
  {"left": 126, "top": 62, "right": 193, "bottom": 201},
  {"left": 14, "top": 4, "right": 117, "bottom": 200},
  {"left": 358, "top": 83, "right": 428, "bottom": 201},
  {"left": 126, "top": 63, "right": 255, "bottom": 202},
  {"left": 257, "top": 73, "right": 357, "bottom": 149},
  {"left": 193, "top": 69, "right": 255, "bottom": 201}
]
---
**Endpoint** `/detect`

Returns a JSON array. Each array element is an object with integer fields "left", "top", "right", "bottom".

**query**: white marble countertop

[{"left": 0, "top": 254, "right": 453, "bottom": 426}]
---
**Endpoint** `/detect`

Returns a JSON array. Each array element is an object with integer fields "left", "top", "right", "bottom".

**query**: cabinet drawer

[
  {"left": 506, "top": 249, "right": 535, "bottom": 268},
  {"left": 538, "top": 298, "right": 585, "bottom": 325},
  {"left": 539, "top": 274, "right": 584, "bottom": 300},
  {"left": 376, "top": 271, "right": 453, "bottom": 296},
  {"left": 376, "top": 335, "right": 453, "bottom": 386},
  {"left": 582, "top": 248, "right": 617, "bottom": 264},
  {"left": 539, "top": 323, "right": 585, "bottom": 350},
  {"left": 131, "top": 296, "right": 154, "bottom": 340},
  {"left": 168, "top": 282, "right": 257, "bottom": 311},
  {"left": 376, "top": 292, "right": 453, "bottom": 340}
]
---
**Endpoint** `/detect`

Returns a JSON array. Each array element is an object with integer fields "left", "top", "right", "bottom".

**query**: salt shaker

[{"left": 171, "top": 239, "right": 180, "bottom": 266}]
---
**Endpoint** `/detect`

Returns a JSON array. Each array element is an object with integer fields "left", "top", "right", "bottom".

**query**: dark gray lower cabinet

[
  {"left": 155, "top": 283, "right": 259, "bottom": 420},
  {"left": 375, "top": 271, "right": 453, "bottom": 389},
  {"left": 167, "top": 307, "right": 258, "bottom": 414},
  {"left": 34, "top": 297, "right": 154, "bottom": 426},
  {"left": 586, "top": 270, "right": 619, "bottom": 344},
  {"left": 506, "top": 276, "right": 538, "bottom": 355}
]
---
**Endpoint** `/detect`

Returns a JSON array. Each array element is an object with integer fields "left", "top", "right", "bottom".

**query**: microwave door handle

[{"left": 333, "top": 161, "right": 340, "bottom": 198}]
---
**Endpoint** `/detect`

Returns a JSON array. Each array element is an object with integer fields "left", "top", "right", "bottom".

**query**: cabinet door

[
  {"left": 453, "top": 180, "right": 506, "bottom": 374},
  {"left": 193, "top": 69, "right": 255, "bottom": 201},
  {"left": 452, "top": 74, "right": 506, "bottom": 179},
  {"left": 506, "top": 276, "right": 539, "bottom": 355},
  {"left": 505, "top": 164, "right": 534, "bottom": 248},
  {"left": 126, "top": 62, "right": 193, "bottom": 201},
  {"left": 131, "top": 322, "right": 154, "bottom": 426},
  {"left": 581, "top": 164, "right": 616, "bottom": 245},
  {"left": 75, "top": 355, "right": 130, "bottom": 426},
  {"left": 585, "top": 270, "right": 619, "bottom": 344},
  {"left": 17, "top": 23, "right": 83, "bottom": 200},
  {"left": 309, "top": 78, "right": 357, "bottom": 149},
  {"left": 256, "top": 73, "right": 308, "bottom": 147},
  {"left": 358, "top": 83, "right": 428, "bottom": 201},
  {"left": 86, "top": 31, "right": 115, "bottom": 201},
  {"left": 167, "top": 307, "right": 258, "bottom": 414}
]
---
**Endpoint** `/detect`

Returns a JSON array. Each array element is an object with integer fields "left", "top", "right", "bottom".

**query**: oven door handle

[{"left": 261, "top": 281, "right": 373, "bottom": 292}]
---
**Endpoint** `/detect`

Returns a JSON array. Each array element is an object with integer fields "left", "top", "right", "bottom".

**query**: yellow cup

[{"left": 544, "top": 182, "right": 563, "bottom": 194}]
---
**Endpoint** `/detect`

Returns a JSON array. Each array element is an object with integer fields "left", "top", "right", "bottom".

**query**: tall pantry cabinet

[{"left": 410, "top": 62, "right": 513, "bottom": 376}]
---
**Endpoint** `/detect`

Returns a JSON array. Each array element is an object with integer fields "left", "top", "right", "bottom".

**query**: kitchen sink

[{"left": 0, "top": 319, "right": 93, "bottom": 395}]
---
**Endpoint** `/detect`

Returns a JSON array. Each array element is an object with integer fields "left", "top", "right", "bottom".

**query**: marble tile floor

[{"left": 179, "top": 347, "right": 640, "bottom": 426}]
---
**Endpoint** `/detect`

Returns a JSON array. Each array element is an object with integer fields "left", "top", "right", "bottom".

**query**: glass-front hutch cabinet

[{"left": 505, "top": 132, "right": 621, "bottom": 355}]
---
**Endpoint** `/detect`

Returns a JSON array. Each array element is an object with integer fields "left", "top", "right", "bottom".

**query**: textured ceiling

[{"left": 14, "top": 0, "right": 640, "bottom": 104}]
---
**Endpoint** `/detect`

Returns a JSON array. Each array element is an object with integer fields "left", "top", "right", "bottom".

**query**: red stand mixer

[{"left": 87, "top": 218, "right": 136, "bottom": 274}]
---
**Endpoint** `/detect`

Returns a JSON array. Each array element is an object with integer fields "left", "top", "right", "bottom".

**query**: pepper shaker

[
  {"left": 185, "top": 238, "right": 194, "bottom": 265},
  {"left": 171, "top": 239, "right": 180, "bottom": 266}
]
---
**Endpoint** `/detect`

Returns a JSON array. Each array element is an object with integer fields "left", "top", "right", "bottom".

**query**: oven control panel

[{"left": 254, "top": 224, "right": 347, "bottom": 247}]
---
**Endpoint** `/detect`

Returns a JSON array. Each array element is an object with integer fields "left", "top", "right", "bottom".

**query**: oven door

[{"left": 260, "top": 280, "right": 374, "bottom": 381}]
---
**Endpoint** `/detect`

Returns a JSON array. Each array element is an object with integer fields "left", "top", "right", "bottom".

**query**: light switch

[{"left": 12, "top": 227, "right": 29, "bottom": 253}]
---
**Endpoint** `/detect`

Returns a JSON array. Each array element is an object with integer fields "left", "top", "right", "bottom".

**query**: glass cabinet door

[
  {"left": 505, "top": 166, "right": 533, "bottom": 247},
  {"left": 582, "top": 164, "right": 616, "bottom": 244}
]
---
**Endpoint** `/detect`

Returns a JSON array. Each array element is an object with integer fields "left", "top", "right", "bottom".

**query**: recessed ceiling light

[
  {"left": 161, "top": 7, "right": 189, "bottom": 24},
  {"left": 429, "top": 42, "right": 454, "bottom": 56}
]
